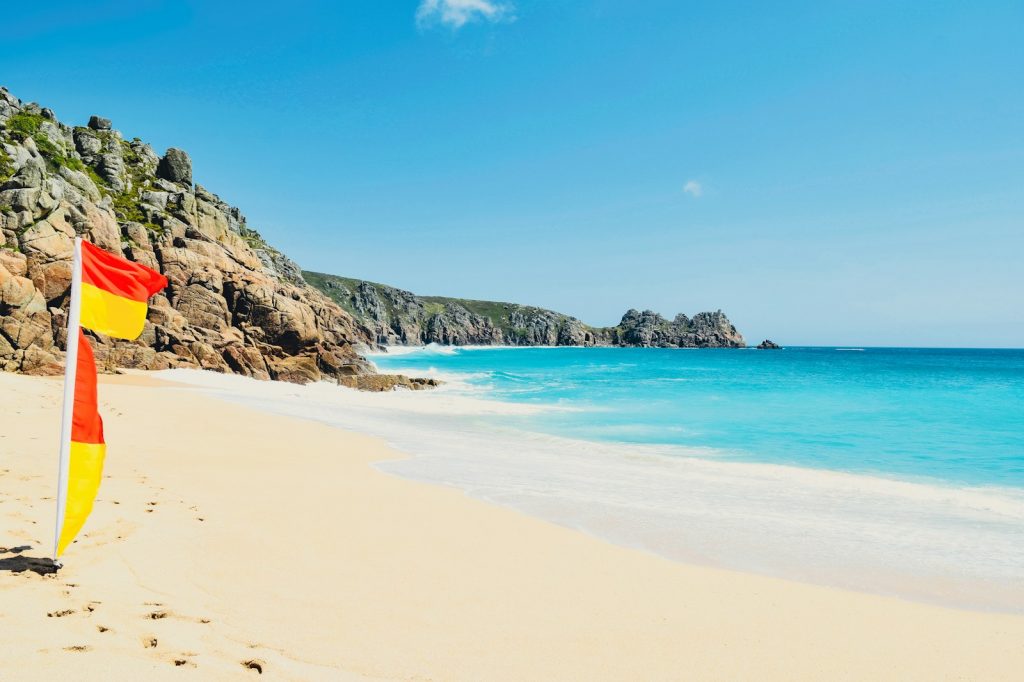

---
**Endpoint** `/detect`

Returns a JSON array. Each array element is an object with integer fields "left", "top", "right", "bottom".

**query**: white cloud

[
  {"left": 416, "top": 0, "right": 515, "bottom": 29},
  {"left": 683, "top": 180, "right": 703, "bottom": 198}
]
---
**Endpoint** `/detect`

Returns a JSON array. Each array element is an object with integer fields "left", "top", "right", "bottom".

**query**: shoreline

[
  {"left": 3, "top": 370, "right": 1024, "bottom": 680},
  {"left": 159, "top": 366, "right": 1024, "bottom": 615},
  {"left": 366, "top": 343, "right": 1024, "bottom": 352}
]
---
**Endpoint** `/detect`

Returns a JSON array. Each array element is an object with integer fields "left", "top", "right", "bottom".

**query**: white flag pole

[{"left": 53, "top": 237, "right": 83, "bottom": 564}]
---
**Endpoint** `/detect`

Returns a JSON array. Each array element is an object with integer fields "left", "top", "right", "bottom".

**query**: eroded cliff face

[
  {"left": 0, "top": 84, "right": 745, "bottom": 385},
  {"left": 306, "top": 273, "right": 746, "bottom": 349},
  {"left": 0, "top": 87, "right": 375, "bottom": 383},
  {"left": 606, "top": 309, "right": 745, "bottom": 348}
]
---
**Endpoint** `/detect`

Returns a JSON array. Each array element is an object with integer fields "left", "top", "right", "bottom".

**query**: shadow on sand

[{"left": 0, "top": 545, "right": 59, "bottom": 575}]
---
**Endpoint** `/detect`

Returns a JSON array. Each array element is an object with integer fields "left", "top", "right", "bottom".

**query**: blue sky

[{"left": 3, "top": 1, "right": 1022, "bottom": 346}]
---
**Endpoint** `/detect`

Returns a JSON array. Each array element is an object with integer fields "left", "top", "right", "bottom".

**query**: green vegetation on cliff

[
  {"left": 305, "top": 271, "right": 582, "bottom": 342},
  {"left": 304, "top": 271, "right": 746, "bottom": 349}
]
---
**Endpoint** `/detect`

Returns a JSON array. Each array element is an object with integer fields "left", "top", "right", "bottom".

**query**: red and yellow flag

[
  {"left": 56, "top": 328, "right": 105, "bottom": 556},
  {"left": 54, "top": 238, "right": 167, "bottom": 560},
  {"left": 80, "top": 239, "right": 168, "bottom": 340}
]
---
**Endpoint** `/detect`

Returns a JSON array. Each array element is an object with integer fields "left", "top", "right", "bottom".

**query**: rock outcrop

[
  {"left": 606, "top": 309, "right": 744, "bottom": 348},
  {"left": 156, "top": 148, "right": 192, "bottom": 185},
  {"left": 756, "top": 339, "right": 781, "bottom": 349},
  {"left": 306, "top": 273, "right": 746, "bottom": 349},
  {"left": 0, "top": 83, "right": 749, "bottom": 386},
  {"left": 0, "top": 86, "right": 385, "bottom": 385}
]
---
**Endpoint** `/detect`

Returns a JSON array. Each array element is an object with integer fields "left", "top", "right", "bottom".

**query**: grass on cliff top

[
  {"left": 83, "top": 165, "right": 107, "bottom": 191},
  {"left": 303, "top": 270, "right": 591, "bottom": 334},
  {"left": 302, "top": 271, "right": 387, "bottom": 317},
  {"left": 304, "top": 270, "right": 520, "bottom": 320},
  {"left": 0, "top": 148, "right": 13, "bottom": 183},
  {"left": 5, "top": 111, "right": 89, "bottom": 175},
  {"left": 112, "top": 191, "right": 145, "bottom": 223},
  {"left": 5, "top": 111, "right": 44, "bottom": 139},
  {"left": 420, "top": 296, "right": 515, "bottom": 324}
]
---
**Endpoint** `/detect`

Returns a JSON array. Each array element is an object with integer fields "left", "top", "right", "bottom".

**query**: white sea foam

[
  {"left": 158, "top": 368, "right": 549, "bottom": 416},
  {"left": 365, "top": 344, "right": 573, "bottom": 357},
  {"left": 154, "top": 368, "right": 1024, "bottom": 613},
  {"left": 376, "top": 343, "right": 460, "bottom": 356}
]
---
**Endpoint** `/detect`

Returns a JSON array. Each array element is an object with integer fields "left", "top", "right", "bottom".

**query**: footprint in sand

[
  {"left": 242, "top": 659, "right": 265, "bottom": 674},
  {"left": 168, "top": 653, "right": 198, "bottom": 668},
  {"left": 142, "top": 605, "right": 211, "bottom": 625},
  {"left": 142, "top": 636, "right": 158, "bottom": 648},
  {"left": 64, "top": 645, "right": 91, "bottom": 653},
  {"left": 46, "top": 600, "right": 99, "bottom": 618}
]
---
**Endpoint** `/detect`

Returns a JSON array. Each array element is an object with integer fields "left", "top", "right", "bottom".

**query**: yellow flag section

[
  {"left": 56, "top": 329, "right": 106, "bottom": 556},
  {"left": 53, "top": 238, "right": 168, "bottom": 561}
]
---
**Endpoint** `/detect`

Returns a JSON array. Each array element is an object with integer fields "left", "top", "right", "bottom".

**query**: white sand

[{"left": 2, "top": 371, "right": 1023, "bottom": 680}]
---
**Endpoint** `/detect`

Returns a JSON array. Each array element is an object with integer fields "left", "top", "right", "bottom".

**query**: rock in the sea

[
  {"left": 337, "top": 374, "right": 442, "bottom": 392},
  {"left": 156, "top": 147, "right": 192, "bottom": 185},
  {"left": 756, "top": 339, "right": 781, "bottom": 349},
  {"left": 606, "top": 308, "right": 745, "bottom": 348}
]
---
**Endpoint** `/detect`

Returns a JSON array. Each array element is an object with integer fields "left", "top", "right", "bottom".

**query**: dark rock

[
  {"left": 606, "top": 308, "right": 744, "bottom": 348},
  {"left": 156, "top": 147, "right": 192, "bottom": 185},
  {"left": 87, "top": 115, "right": 111, "bottom": 130},
  {"left": 338, "top": 374, "right": 442, "bottom": 392},
  {"left": 757, "top": 339, "right": 781, "bottom": 349},
  {"left": 73, "top": 127, "right": 103, "bottom": 162}
]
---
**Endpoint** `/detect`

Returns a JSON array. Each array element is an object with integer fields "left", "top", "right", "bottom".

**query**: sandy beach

[{"left": 2, "top": 370, "right": 1023, "bottom": 681}]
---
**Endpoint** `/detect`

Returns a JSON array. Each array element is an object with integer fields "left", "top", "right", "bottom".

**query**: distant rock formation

[
  {"left": 306, "top": 273, "right": 747, "bottom": 349},
  {"left": 756, "top": 339, "right": 781, "bottom": 349},
  {"left": 609, "top": 309, "right": 744, "bottom": 348}
]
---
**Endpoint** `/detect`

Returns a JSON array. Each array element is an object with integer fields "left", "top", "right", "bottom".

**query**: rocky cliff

[
  {"left": 305, "top": 273, "right": 746, "bottom": 348},
  {"left": 0, "top": 84, "right": 745, "bottom": 387},
  {"left": 0, "top": 87, "right": 392, "bottom": 385}
]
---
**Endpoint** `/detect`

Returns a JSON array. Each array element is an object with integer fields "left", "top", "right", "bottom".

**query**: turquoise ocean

[
  {"left": 165, "top": 345, "right": 1024, "bottom": 612},
  {"left": 371, "top": 346, "right": 1024, "bottom": 489}
]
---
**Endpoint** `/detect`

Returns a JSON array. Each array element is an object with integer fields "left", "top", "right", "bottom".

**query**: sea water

[
  {"left": 372, "top": 346, "right": 1024, "bottom": 488},
  {"left": 160, "top": 346, "right": 1024, "bottom": 612}
]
